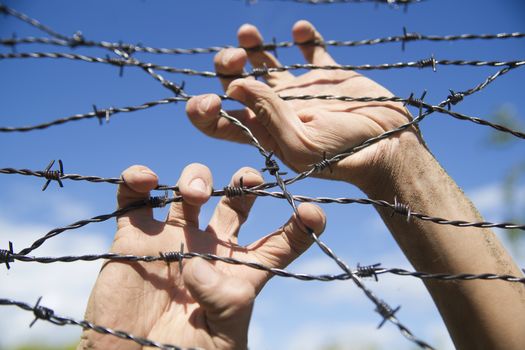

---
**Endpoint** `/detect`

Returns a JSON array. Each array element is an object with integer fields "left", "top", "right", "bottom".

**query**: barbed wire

[
  {"left": 2, "top": 2, "right": 525, "bottom": 350},
  {"left": 2, "top": 31, "right": 524, "bottom": 55},
  {"left": 2, "top": 91, "right": 524, "bottom": 139},
  {"left": 1, "top": 164, "right": 525, "bottom": 230},
  {"left": 0, "top": 96, "right": 187, "bottom": 132},
  {"left": 2, "top": 250, "right": 524, "bottom": 284},
  {"left": 1, "top": 51, "right": 523, "bottom": 78},
  {"left": 0, "top": 297, "right": 198, "bottom": 350}
]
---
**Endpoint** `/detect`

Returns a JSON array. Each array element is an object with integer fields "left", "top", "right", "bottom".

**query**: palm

[
  {"left": 186, "top": 21, "right": 413, "bottom": 184},
  {"left": 96, "top": 224, "right": 260, "bottom": 348},
  {"left": 81, "top": 164, "right": 325, "bottom": 350},
  {"left": 267, "top": 70, "right": 411, "bottom": 177}
]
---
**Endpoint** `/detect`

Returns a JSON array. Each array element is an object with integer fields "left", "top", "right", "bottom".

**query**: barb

[
  {"left": 41, "top": 159, "right": 64, "bottom": 191},
  {"left": 0, "top": 297, "right": 196, "bottom": 350},
  {"left": 0, "top": 241, "right": 14, "bottom": 269}
]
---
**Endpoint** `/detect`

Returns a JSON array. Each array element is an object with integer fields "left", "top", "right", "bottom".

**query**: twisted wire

[
  {"left": 1, "top": 52, "right": 523, "bottom": 78},
  {"left": 2, "top": 91, "right": 524, "bottom": 139},
  {"left": 2, "top": 165, "right": 524, "bottom": 230},
  {"left": 0, "top": 4, "right": 70, "bottom": 40},
  {"left": 0, "top": 96, "right": 186, "bottom": 132},
  {"left": 0, "top": 298, "right": 196, "bottom": 350},
  {"left": 16, "top": 197, "right": 178, "bottom": 256},
  {"left": 3, "top": 31, "right": 524, "bottom": 55},
  {"left": 4, "top": 252, "right": 524, "bottom": 284}
]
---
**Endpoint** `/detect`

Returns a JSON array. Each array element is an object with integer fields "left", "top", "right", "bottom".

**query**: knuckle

[
  {"left": 253, "top": 99, "right": 271, "bottom": 128},
  {"left": 283, "top": 219, "right": 313, "bottom": 256}
]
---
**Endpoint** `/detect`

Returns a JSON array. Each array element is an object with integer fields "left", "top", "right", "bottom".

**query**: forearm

[{"left": 357, "top": 130, "right": 525, "bottom": 350}]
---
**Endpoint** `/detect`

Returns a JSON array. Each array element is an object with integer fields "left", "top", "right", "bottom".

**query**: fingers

[
  {"left": 206, "top": 167, "right": 264, "bottom": 242},
  {"left": 226, "top": 79, "right": 305, "bottom": 144},
  {"left": 166, "top": 163, "right": 212, "bottom": 228},
  {"left": 186, "top": 94, "right": 254, "bottom": 144},
  {"left": 182, "top": 258, "right": 254, "bottom": 347},
  {"left": 292, "top": 20, "right": 336, "bottom": 65},
  {"left": 248, "top": 203, "right": 326, "bottom": 287},
  {"left": 238, "top": 24, "right": 294, "bottom": 87},
  {"left": 116, "top": 165, "right": 158, "bottom": 230},
  {"left": 214, "top": 48, "right": 249, "bottom": 92}
]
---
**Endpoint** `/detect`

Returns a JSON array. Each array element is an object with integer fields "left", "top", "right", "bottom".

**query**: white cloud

[
  {"left": 4, "top": 183, "right": 95, "bottom": 223},
  {"left": 0, "top": 194, "right": 109, "bottom": 348}
]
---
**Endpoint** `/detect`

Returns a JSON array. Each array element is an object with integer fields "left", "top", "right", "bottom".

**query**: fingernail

[
  {"left": 222, "top": 49, "right": 236, "bottom": 66},
  {"left": 239, "top": 170, "right": 263, "bottom": 185},
  {"left": 189, "top": 177, "right": 207, "bottom": 194},
  {"left": 140, "top": 169, "right": 157, "bottom": 178},
  {"left": 226, "top": 83, "right": 245, "bottom": 101},
  {"left": 192, "top": 258, "right": 219, "bottom": 286},
  {"left": 198, "top": 95, "right": 213, "bottom": 114}
]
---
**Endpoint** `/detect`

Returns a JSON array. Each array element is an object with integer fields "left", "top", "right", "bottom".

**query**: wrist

[{"left": 342, "top": 127, "right": 430, "bottom": 197}]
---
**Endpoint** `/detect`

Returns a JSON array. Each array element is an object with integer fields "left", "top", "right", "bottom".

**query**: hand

[
  {"left": 186, "top": 21, "right": 420, "bottom": 190},
  {"left": 79, "top": 164, "right": 325, "bottom": 350}
]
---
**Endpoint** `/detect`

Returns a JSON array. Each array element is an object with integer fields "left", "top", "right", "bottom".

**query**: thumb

[
  {"left": 183, "top": 258, "right": 255, "bottom": 347},
  {"left": 226, "top": 79, "right": 305, "bottom": 145}
]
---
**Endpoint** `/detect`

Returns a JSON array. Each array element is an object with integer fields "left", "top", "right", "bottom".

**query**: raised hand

[
  {"left": 80, "top": 164, "right": 325, "bottom": 350},
  {"left": 185, "top": 20, "right": 418, "bottom": 188}
]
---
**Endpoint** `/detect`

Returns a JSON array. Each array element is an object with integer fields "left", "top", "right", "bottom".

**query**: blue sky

[{"left": 0, "top": 0, "right": 524, "bottom": 349}]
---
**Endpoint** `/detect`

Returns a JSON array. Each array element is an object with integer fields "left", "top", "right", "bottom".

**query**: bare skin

[
  {"left": 79, "top": 164, "right": 325, "bottom": 349},
  {"left": 183, "top": 21, "right": 525, "bottom": 349}
]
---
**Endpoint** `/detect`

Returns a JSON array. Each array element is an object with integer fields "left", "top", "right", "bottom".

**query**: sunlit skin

[
  {"left": 79, "top": 163, "right": 325, "bottom": 350},
  {"left": 82, "top": 20, "right": 525, "bottom": 350}
]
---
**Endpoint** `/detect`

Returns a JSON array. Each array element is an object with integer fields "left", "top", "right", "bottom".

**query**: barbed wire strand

[
  {"left": 2, "top": 250, "right": 524, "bottom": 284},
  {"left": 1, "top": 51, "right": 524, "bottom": 78},
  {"left": 0, "top": 298, "right": 198, "bottom": 350},
  {"left": 1, "top": 165, "right": 524, "bottom": 230},
  {"left": 0, "top": 96, "right": 187, "bottom": 132},
  {"left": 2, "top": 91, "right": 524, "bottom": 139},
  {"left": 0, "top": 3, "right": 70, "bottom": 41},
  {"left": 2, "top": 31, "right": 524, "bottom": 56}
]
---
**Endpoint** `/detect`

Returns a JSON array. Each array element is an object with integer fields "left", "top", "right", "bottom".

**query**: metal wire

[
  {"left": 2, "top": 31, "right": 524, "bottom": 55},
  {"left": 2, "top": 92, "right": 524, "bottom": 139},
  {"left": 0, "top": 298, "right": 199, "bottom": 350},
  {"left": 3, "top": 251, "right": 524, "bottom": 284},
  {"left": 1, "top": 52, "right": 523, "bottom": 78}
]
